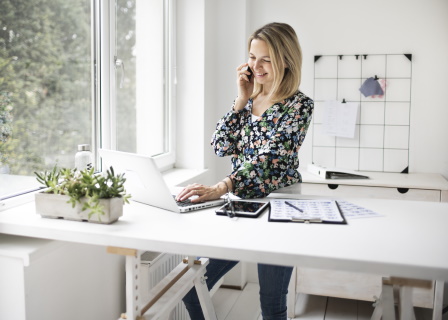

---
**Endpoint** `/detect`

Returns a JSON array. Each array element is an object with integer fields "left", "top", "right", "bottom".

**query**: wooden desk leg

[
  {"left": 108, "top": 249, "right": 217, "bottom": 320},
  {"left": 194, "top": 270, "right": 218, "bottom": 320},
  {"left": 136, "top": 257, "right": 216, "bottom": 320},
  {"left": 381, "top": 280, "right": 396, "bottom": 320},
  {"left": 432, "top": 280, "right": 444, "bottom": 320},
  {"left": 371, "top": 278, "right": 396, "bottom": 320},
  {"left": 371, "top": 296, "right": 383, "bottom": 320},
  {"left": 398, "top": 285, "right": 415, "bottom": 320}
]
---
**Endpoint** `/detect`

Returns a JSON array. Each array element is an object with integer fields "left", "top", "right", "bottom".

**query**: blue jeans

[{"left": 182, "top": 258, "right": 293, "bottom": 320}]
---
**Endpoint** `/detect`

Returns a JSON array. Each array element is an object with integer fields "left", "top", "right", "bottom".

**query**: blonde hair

[{"left": 248, "top": 22, "right": 302, "bottom": 102}]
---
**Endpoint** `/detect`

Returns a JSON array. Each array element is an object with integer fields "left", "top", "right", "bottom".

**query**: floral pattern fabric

[{"left": 211, "top": 91, "right": 314, "bottom": 199}]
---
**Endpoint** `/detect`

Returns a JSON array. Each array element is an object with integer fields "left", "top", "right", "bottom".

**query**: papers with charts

[
  {"left": 269, "top": 199, "right": 345, "bottom": 223},
  {"left": 337, "top": 200, "right": 383, "bottom": 219}
]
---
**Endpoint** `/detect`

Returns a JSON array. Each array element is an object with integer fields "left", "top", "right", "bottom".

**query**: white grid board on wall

[{"left": 310, "top": 53, "right": 412, "bottom": 173}]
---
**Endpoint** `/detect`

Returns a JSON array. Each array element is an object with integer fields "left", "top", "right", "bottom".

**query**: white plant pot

[{"left": 35, "top": 192, "right": 124, "bottom": 224}]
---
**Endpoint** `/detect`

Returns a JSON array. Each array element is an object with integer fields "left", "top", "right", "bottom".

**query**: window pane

[
  {"left": 0, "top": 0, "right": 92, "bottom": 198},
  {"left": 115, "top": 0, "right": 166, "bottom": 156}
]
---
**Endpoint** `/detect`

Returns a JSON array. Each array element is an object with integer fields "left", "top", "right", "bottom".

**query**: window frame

[
  {"left": 96, "top": 0, "right": 176, "bottom": 171},
  {"left": 0, "top": 0, "right": 176, "bottom": 209}
]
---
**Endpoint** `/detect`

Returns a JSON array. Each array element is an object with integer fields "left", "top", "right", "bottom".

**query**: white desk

[{"left": 0, "top": 196, "right": 447, "bottom": 282}]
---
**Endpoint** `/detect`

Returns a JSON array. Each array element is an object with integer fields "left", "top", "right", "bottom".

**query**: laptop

[{"left": 98, "top": 149, "right": 225, "bottom": 213}]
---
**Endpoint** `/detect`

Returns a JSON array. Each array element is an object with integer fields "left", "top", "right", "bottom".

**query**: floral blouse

[{"left": 211, "top": 91, "right": 314, "bottom": 199}]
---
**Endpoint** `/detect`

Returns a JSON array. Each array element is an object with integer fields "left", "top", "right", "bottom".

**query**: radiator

[{"left": 140, "top": 252, "right": 190, "bottom": 320}]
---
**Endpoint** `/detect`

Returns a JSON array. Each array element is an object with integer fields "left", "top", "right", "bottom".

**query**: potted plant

[{"left": 34, "top": 166, "right": 131, "bottom": 224}]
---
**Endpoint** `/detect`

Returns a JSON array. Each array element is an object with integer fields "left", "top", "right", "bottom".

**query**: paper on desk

[
  {"left": 322, "top": 100, "right": 358, "bottom": 138},
  {"left": 270, "top": 199, "right": 344, "bottom": 222},
  {"left": 337, "top": 201, "right": 383, "bottom": 219}
]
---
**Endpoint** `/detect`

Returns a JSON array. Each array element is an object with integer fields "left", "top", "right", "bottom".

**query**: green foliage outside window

[
  {"left": 0, "top": 0, "right": 138, "bottom": 179},
  {"left": 0, "top": 0, "right": 92, "bottom": 175}
]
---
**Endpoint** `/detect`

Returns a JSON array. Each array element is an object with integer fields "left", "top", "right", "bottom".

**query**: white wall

[
  {"left": 176, "top": 0, "right": 249, "bottom": 185},
  {"left": 245, "top": 0, "right": 448, "bottom": 178},
  {"left": 176, "top": 0, "right": 206, "bottom": 171},
  {"left": 177, "top": 0, "right": 448, "bottom": 184}
]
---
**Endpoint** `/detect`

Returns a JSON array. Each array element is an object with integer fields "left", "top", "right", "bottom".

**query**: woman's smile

[{"left": 255, "top": 71, "right": 268, "bottom": 78}]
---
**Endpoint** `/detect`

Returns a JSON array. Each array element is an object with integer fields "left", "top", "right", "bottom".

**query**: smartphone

[
  {"left": 215, "top": 200, "right": 269, "bottom": 218},
  {"left": 244, "top": 66, "right": 252, "bottom": 81}
]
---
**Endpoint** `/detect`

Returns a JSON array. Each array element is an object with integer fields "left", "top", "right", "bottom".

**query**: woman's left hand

[{"left": 175, "top": 182, "right": 226, "bottom": 203}]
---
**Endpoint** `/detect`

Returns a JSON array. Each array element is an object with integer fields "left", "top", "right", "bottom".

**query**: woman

[{"left": 177, "top": 22, "right": 313, "bottom": 320}]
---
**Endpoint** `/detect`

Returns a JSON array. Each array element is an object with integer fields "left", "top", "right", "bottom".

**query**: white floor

[{"left": 212, "top": 283, "right": 447, "bottom": 320}]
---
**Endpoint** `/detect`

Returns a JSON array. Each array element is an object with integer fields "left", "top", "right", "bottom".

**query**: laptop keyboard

[{"left": 173, "top": 196, "right": 194, "bottom": 207}]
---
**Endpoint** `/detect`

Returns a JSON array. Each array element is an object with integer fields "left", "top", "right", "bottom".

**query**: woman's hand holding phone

[{"left": 234, "top": 63, "right": 254, "bottom": 112}]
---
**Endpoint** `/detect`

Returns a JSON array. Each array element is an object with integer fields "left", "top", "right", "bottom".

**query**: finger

[
  {"left": 239, "top": 73, "right": 250, "bottom": 82},
  {"left": 175, "top": 184, "right": 195, "bottom": 201},
  {"left": 236, "top": 63, "right": 248, "bottom": 71},
  {"left": 175, "top": 186, "right": 186, "bottom": 200},
  {"left": 175, "top": 189, "right": 188, "bottom": 201},
  {"left": 179, "top": 186, "right": 202, "bottom": 201}
]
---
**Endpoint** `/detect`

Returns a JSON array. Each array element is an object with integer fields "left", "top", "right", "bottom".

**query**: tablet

[{"left": 215, "top": 200, "right": 269, "bottom": 218}]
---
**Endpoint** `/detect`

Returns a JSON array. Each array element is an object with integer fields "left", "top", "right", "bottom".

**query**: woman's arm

[
  {"left": 211, "top": 62, "right": 254, "bottom": 156},
  {"left": 230, "top": 95, "right": 313, "bottom": 198},
  {"left": 211, "top": 100, "right": 249, "bottom": 157}
]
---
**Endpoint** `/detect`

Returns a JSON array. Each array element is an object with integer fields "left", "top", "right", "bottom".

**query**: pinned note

[
  {"left": 322, "top": 100, "right": 358, "bottom": 138},
  {"left": 359, "top": 77, "right": 384, "bottom": 97}
]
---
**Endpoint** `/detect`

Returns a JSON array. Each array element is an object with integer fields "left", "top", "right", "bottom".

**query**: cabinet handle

[
  {"left": 397, "top": 188, "right": 409, "bottom": 194},
  {"left": 328, "top": 184, "right": 339, "bottom": 190}
]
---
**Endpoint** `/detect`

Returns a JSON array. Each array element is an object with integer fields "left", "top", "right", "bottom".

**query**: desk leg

[
  {"left": 106, "top": 247, "right": 141, "bottom": 320},
  {"left": 398, "top": 285, "right": 415, "bottom": 320},
  {"left": 137, "top": 257, "right": 216, "bottom": 320},
  {"left": 123, "top": 251, "right": 142, "bottom": 320},
  {"left": 371, "top": 298, "right": 383, "bottom": 320},
  {"left": 381, "top": 280, "right": 396, "bottom": 320},
  {"left": 371, "top": 277, "right": 442, "bottom": 320},
  {"left": 432, "top": 280, "right": 444, "bottom": 320},
  {"left": 194, "top": 270, "right": 218, "bottom": 320},
  {"left": 371, "top": 278, "right": 396, "bottom": 320},
  {"left": 108, "top": 249, "right": 217, "bottom": 320}
]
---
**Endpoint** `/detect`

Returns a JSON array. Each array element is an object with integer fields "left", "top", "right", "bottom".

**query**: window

[
  {"left": 0, "top": 0, "right": 93, "bottom": 199},
  {"left": 0, "top": 0, "right": 175, "bottom": 202},
  {"left": 109, "top": 0, "right": 176, "bottom": 170}
]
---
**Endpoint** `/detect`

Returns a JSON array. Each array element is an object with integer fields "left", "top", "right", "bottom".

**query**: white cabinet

[
  {"left": 299, "top": 171, "right": 448, "bottom": 203},
  {"left": 300, "top": 182, "right": 442, "bottom": 202},
  {"left": 0, "top": 234, "right": 125, "bottom": 320},
  {"left": 287, "top": 171, "right": 448, "bottom": 317}
]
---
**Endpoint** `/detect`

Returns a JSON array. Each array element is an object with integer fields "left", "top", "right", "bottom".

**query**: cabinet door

[{"left": 301, "top": 183, "right": 441, "bottom": 202}]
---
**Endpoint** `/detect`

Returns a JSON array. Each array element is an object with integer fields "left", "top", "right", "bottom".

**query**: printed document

[{"left": 270, "top": 199, "right": 344, "bottom": 223}]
